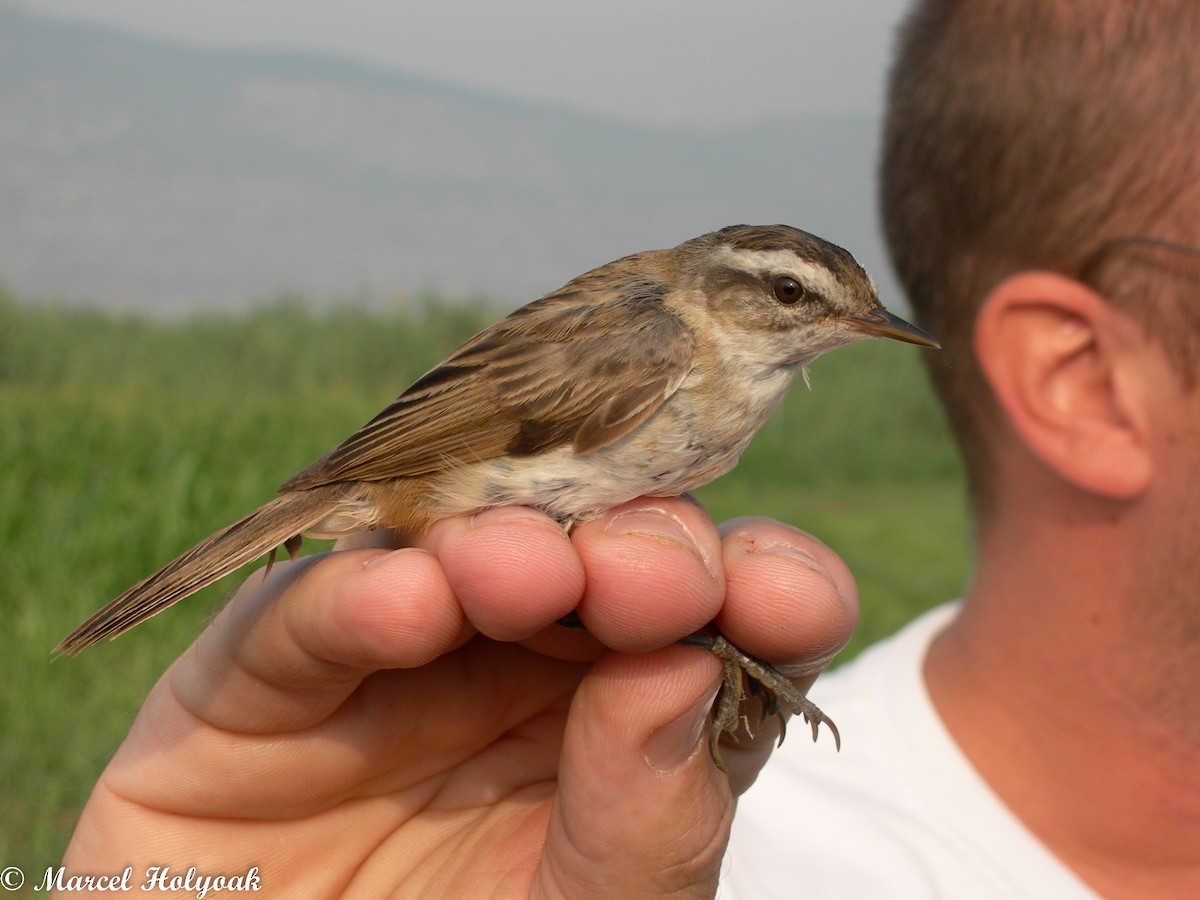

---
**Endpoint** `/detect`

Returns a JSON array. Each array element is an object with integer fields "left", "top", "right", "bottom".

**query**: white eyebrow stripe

[{"left": 710, "top": 246, "right": 847, "bottom": 299}]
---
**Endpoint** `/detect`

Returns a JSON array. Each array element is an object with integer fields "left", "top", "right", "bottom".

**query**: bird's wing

[{"left": 280, "top": 276, "right": 694, "bottom": 490}]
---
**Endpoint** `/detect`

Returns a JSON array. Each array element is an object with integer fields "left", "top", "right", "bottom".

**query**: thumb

[{"left": 534, "top": 644, "right": 731, "bottom": 898}]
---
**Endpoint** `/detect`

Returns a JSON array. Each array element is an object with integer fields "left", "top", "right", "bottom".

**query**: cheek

[
  {"left": 1160, "top": 389, "right": 1200, "bottom": 463},
  {"left": 1155, "top": 391, "right": 1200, "bottom": 532},
  {"left": 1143, "top": 349, "right": 1200, "bottom": 472},
  {"left": 1160, "top": 418, "right": 1200, "bottom": 594}
]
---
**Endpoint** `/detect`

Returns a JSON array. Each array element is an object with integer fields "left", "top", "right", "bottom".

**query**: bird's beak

[{"left": 845, "top": 307, "right": 940, "bottom": 349}]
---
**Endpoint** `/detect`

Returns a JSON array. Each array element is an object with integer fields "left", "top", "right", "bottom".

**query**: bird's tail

[{"left": 55, "top": 489, "right": 342, "bottom": 656}]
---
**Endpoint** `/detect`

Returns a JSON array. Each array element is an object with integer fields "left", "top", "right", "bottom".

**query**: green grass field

[{"left": 0, "top": 289, "right": 971, "bottom": 868}]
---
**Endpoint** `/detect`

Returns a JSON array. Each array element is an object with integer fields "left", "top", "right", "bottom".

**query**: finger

[
  {"left": 536, "top": 644, "right": 730, "bottom": 898},
  {"left": 169, "top": 546, "right": 467, "bottom": 733},
  {"left": 413, "top": 506, "right": 587, "bottom": 642},
  {"left": 571, "top": 497, "right": 725, "bottom": 653},
  {"left": 716, "top": 517, "right": 858, "bottom": 673},
  {"left": 712, "top": 518, "right": 858, "bottom": 786}
]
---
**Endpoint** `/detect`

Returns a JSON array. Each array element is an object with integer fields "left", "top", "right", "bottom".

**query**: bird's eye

[{"left": 772, "top": 276, "right": 805, "bottom": 304}]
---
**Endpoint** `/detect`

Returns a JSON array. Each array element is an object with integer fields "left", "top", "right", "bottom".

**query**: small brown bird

[{"left": 57, "top": 224, "right": 937, "bottom": 756}]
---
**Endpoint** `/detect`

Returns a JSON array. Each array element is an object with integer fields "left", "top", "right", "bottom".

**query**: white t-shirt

[{"left": 719, "top": 603, "right": 1097, "bottom": 899}]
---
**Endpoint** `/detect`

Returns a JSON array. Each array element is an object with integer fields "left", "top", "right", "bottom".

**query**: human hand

[{"left": 63, "top": 497, "right": 857, "bottom": 898}]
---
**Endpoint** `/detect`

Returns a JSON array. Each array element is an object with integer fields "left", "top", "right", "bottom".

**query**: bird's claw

[{"left": 679, "top": 632, "right": 840, "bottom": 772}]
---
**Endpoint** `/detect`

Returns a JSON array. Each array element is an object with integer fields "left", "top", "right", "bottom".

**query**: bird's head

[{"left": 673, "top": 224, "right": 938, "bottom": 368}]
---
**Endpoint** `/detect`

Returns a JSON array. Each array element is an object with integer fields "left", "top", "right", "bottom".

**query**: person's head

[{"left": 880, "top": 0, "right": 1200, "bottom": 518}]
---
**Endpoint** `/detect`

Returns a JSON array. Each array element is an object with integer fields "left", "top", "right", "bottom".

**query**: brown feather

[
  {"left": 55, "top": 488, "right": 345, "bottom": 655},
  {"left": 280, "top": 268, "right": 693, "bottom": 490}
]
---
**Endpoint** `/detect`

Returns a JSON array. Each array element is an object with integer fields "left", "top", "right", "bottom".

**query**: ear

[{"left": 974, "top": 271, "right": 1152, "bottom": 498}]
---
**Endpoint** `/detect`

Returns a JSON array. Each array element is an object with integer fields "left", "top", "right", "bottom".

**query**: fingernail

[
  {"left": 606, "top": 507, "right": 716, "bottom": 578},
  {"left": 642, "top": 687, "right": 718, "bottom": 773},
  {"left": 736, "top": 534, "right": 850, "bottom": 610},
  {"left": 362, "top": 546, "right": 422, "bottom": 569},
  {"left": 468, "top": 506, "right": 570, "bottom": 538},
  {"left": 361, "top": 550, "right": 391, "bottom": 569},
  {"left": 750, "top": 542, "right": 830, "bottom": 578}
]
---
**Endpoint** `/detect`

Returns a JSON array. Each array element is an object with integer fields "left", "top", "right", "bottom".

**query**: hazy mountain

[{"left": 0, "top": 8, "right": 893, "bottom": 313}]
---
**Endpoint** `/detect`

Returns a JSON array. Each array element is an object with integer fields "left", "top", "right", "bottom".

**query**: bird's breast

[
  {"left": 423, "top": 440, "right": 717, "bottom": 526},
  {"left": 422, "top": 363, "right": 799, "bottom": 525}
]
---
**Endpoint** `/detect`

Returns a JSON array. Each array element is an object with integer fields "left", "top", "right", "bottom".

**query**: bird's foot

[
  {"left": 678, "top": 631, "right": 840, "bottom": 772},
  {"left": 555, "top": 614, "right": 839, "bottom": 772}
]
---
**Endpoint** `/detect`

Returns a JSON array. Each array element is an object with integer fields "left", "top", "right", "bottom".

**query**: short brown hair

[{"left": 880, "top": 0, "right": 1200, "bottom": 510}]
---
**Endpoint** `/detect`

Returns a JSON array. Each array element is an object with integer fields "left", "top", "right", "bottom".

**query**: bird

[{"left": 56, "top": 224, "right": 938, "bottom": 761}]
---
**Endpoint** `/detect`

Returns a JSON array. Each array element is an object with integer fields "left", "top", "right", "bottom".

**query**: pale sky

[{"left": 14, "top": 0, "right": 911, "bottom": 128}]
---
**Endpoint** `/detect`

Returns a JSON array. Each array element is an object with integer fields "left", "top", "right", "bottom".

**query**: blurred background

[
  {"left": 3, "top": 0, "right": 908, "bottom": 312},
  {"left": 2, "top": 0, "right": 969, "bottom": 879}
]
